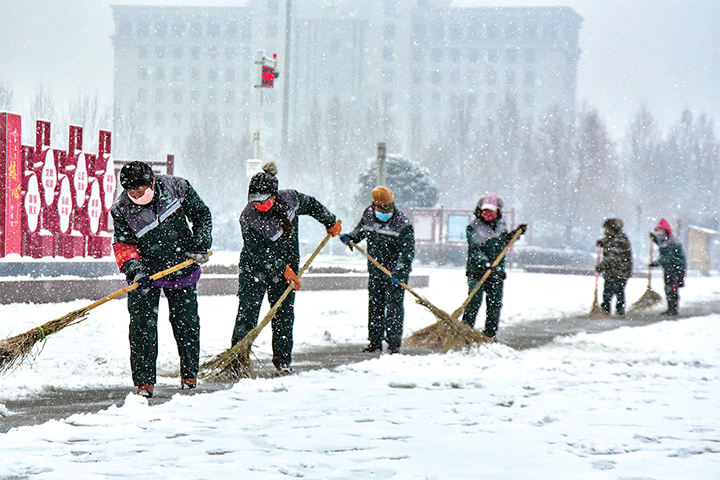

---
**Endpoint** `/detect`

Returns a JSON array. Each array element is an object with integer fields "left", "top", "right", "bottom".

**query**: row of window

[
  {"left": 410, "top": 18, "right": 561, "bottom": 42},
  {"left": 399, "top": 47, "right": 537, "bottom": 63},
  {"left": 404, "top": 68, "right": 536, "bottom": 87},
  {"left": 378, "top": 89, "right": 536, "bottom": 112},
  {"left": 137, "top": 66, "right": 251, "bottom": 84},
  {"left": 117, "top": 18, "right": 282, "bottom": 41},
  {"left": 137, "top": 87, "right": 254, "bottom": 106},
  {"left": 135, "top": 45, "right": 250, "bottom": 62},
  {"left": 134, "top": 110, "right": 250, "bottom": 129}
]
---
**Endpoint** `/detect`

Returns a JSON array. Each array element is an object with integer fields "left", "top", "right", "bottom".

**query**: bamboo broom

[
  {"left": 588, "top": 247, "right": 612, "bottom": 319},
  {"left": 200, "top": 232, "right": 334, "bottom": 381},
  {"left": 404, "top": 228, "right": 523, "bottom": 350},
  {"left": 348, "top": 241, "right": 487, "bottom": 352},
  {"left": 0, "top": 255, "right": 207, "bottom": 375},
  {"left": 627, "top": 236, "right": 663, "bottom": 313}
]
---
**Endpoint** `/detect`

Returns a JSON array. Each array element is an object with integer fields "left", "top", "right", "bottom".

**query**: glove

[
  {"left": 339, "top": 234, "right": 353, "bottom": 251},
  {"left": 389, "top": 276, "right": 400, "bottom": 287},
  {"left": 648, "top": 262, "right": 658, "bottom": 268},
  {"left": 186, "top": 251, "right": 210, "bottom": 265},
  {"left": 284, "top": 265, "right": 301, "bottom": 290},
  {"left": 488, "top": 269, "right": 506, "bottom": 282},
  {"left": 133, "top": 271, "right": 154, "bottom": 293},
  {"left": 596, "top": 239, "right": 603, "bottom": 247},
  {"left": 514, "top": 224, "right": 528, "bottom": 236},
  {"left": 326, "top": 221, "right": 342, "bottom": 237},
  {"left": 595, "top": 264, "right": 602, "bottom": 273}
]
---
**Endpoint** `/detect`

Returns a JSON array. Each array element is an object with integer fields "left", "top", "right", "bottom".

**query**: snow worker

[
  {"left": 340, "top": 186, "right": 415, "bottom": 354},
  {"left": 111, "top": 161, "right": 212, "bottom": 398},
  {"left": 649, "top": 218, "right": 687, "bottom": 316},
  {"left": 231, "top": 162, "right": 341, "bottom": 375},
  {"left": 462, "top": 193, "right": 526, "bottom": 338},
  {"left": 595, "top": 218, "right": 633, "bottom": 315}
]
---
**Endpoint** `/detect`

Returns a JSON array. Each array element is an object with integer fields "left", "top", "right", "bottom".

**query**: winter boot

[
  {"left": 137, "top": 384, "right": 154, "bottom": 398},
  {"left": 388, "top": 345, "right": 401, "bottom": 354},
  {"left": 362, "top": 342, "right": 382, "bottom": 353},
  {"left": 181, "top": 377, "right": 197, "bottom": 390}
]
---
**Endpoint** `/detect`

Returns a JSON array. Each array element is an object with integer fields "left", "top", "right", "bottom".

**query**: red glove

[
  {"left": 326, "top": 221, "right": 342, "bottom": 237},
  {"left": 284, "top": 265, "right": 301, "bottom": 290}
]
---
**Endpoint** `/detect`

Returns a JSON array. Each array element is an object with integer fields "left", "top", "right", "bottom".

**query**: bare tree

[
  {"left": 68, "top": 93, "right": 112, "bottom": 152},
  {"left": 0, "top": 80, "right": 13, "bottom": 110}
]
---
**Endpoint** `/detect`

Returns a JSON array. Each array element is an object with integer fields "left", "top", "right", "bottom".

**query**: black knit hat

[
  {"left": 248, "top": 162, "right": 279, "bottom": 202},
  {"left": 120, "top": 161, "right": 155, "bottom": 190},
  {"left": 603, "top": 218, "right": 623, "bottom": 232}
]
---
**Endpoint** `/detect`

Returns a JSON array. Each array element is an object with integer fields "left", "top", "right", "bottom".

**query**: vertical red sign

[{"left": 0, "top": 112, "right": 22, "bottom": 256}]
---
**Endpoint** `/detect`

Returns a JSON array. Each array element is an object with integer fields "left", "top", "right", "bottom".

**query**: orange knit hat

[{"left": 371, "top": 186, "right": 394, "bottom": 206}]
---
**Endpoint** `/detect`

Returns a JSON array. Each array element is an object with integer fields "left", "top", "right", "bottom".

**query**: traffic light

[{"left": 262, "top": 65, "right": 278, "bottom": 88}]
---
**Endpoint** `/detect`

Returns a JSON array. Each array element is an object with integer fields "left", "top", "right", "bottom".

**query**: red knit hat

[{"left": 655, "top": 218, "right": 672, "bottom": 235}]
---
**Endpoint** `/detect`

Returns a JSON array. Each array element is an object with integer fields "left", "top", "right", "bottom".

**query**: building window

[
  {"left": 412, "top": 70, "right": 423, "bottom": 85},
  {"left": 137, "top": 22, "right": 149, "bottom": 37},
  {"left": 155, "top": 111, "right": 164, "bottom": 126},
  {"left": 488, "top": 48, "right": 499, "bottom": 62},
  {"left": 412, "top": 48, "right": 424, "bottom": 61},
  {"left": 190, "top": 68, "right": 200, "bottom": 81},
  {"left": 138, "top": 88, "right": 147, "bottom": 102},
  {"left": 383, "top": 22, "right": 396, "bottom": 39},
  {"left": 154, "top": 20, "right": 167, "bottom": 37},
  {"left": 449, "top": 23, "right": 462, "bottom": 41},
  {"left": 431, "top": 24, "right": 444, "bottom": 40},
  {"left": 208, "top": 89, "right": 216, "bottom": 103},
  {"left": 172, "top": 22, "right": 185, "bottom": 38},
  {"left": 225, "top": 90, "right": 235, "bottom": 104},
  {"left": 524, "top": 71, "right": 535, "bottom": 85},
  {"left": 467, "top": 22, "right": 481, "bottom": 41},
  {"left": 524, "top": 48, "right": 535, "bottom": 63},
  {"left": 138, "top": 66, "right": 148, "bottom": 80},
  {"left": 506, "top": 70, "right": 516, "bottom": 86},
  {"left": 450, "top": 48, "right": 460, "bottom": 60},
  {"left": 190, "top": 89, "right": 199, "bottom": 104},
  {"left": 155, "top": 66, "right": 164, "bottom": 81},
  {"left": 173, "top": 67, "right": 182, "bottom": 80},
  {"left": 191, "top": 47, "right": 201, "bottom": 61},
  {"left": 208, "top": 46, "right": 218, "bottom": 59},
  {"left": 226, "top": 47, "right": 236, "bottom": 60},
  {"left": 208, "top": 20, "right": 220, "bottom": 37},
  {"left": 505, "top": 48, "right": 517, "bottom": 63},
  {"left": 432, "top": 48, "right": 442, "bottom": 62},
  {"left": 118, "top": 20, "right": 132, "bottom": 37},
  {"left": 431, "top": 70, "right": 441, "bottom": 85},
  {"left": 486, "top": 92, "right": 496, "bottom": 108},
  {"left": 383, "top": 47, "right": 394, "bottom": 61},
  {"left": 155, "top": 46, "right": 165, "bottom": 60},
  {"left": 486, "top": 70, "right": 496, "bottom": 86},
  {"left": 524, "top": 21, "right": 538, "bottom": 39},
  {"left": 138, "top": 46, "right": 148, "bottom": 58},
  {"left": 155, "top": 89, "right": 164, "bottom": 103},
  {"left": 226, "top": 68, "right": 236, "bottom": 82},
  {"left": 487, "top": 23, "right": 499, "bottom": 39},
  {"left": 190, "top": 21, "right": 202, "bottom": 37},
  {"left": 524, "top": 93, "right": 534, "bottom": 108},
  {"left": 209, "top": 68, "right": 218, "bottom": 82},
  {"left": 469, "top": 48, "right": 480, "bottom": 63},
  {"left": 173, "top": 46, "right": 183, "bottom": 60},
  {"left": 173, "top": 89, "right": 182, "bottom": 104},
  {"left": 412, "top": 21, "right": 425, "bottom": 40},
  {"left": 173, "top": 112, "right": 183, "bottom": 127},
  {"left": 506, "top": 22, "right": 519, "bottom": 39},
  {"left": 267, "top": 21, "right": 278, "bottom": 38},
  {"left": 382, "top": 69, "right": 393, "bottom": 83},
  {"left": 227, "top": 22, "right": 238, "bottom": 38},
  {"left": 268, "top": 0, "right": 280, "bottom": 14},
  {"left": 382, "top": 92, "right": 393, "bottom": 109}
]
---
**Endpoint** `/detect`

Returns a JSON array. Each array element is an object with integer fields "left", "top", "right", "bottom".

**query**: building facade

[{"left": 112, "top": 0, "right": 581, "bottom": 165}]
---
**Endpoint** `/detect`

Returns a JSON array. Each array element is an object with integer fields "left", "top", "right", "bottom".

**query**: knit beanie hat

[
  {"left": 371, "top": 186, "right": 394, "bottom": 206},
  {"left": 603, "top": 218, "right": 623, "bottom": 233},
  {"left": 479, "top": 192, "right": 503, "bottom": 212},
  {"left": 655, "top": 218, "right": 672, "bottom": 235},
  {"left": 120, "top": 161, "right": 155, "bottom": 190},
  {"left": 248, "top": 162, "right": 279, "bottom": 203}
]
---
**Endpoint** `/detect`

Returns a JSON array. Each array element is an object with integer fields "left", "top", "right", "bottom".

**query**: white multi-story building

[{"left": 112, "top": 1, "right": 581, "bottom": 160}]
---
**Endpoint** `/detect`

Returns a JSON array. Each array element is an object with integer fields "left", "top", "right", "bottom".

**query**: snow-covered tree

[{"left": 355, "top": 154, "right": 438, "bottom": 210}]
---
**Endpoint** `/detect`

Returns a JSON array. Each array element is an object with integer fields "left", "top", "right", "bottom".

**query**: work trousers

[
  {"left": 233, "top": 272, "right": 296, "bottom": 368},
  {"left": 462, "top": 276, "right": 504, "bottom": 337},
  {"left": 367, "top": 273, "right": 405, "bottom": 349},
  {"left": 602, "top": 279, "right": 627, "bottom": 315},
  {"left": 128, "top": 284, "right": 200, "bottom": 386}
]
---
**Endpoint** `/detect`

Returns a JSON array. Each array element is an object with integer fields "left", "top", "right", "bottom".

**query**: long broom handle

[
  {"left": 75, "top": 253, "right": 211, "bottom": 316},
  {"left": 593, "top": 246, "right": 601, "bottom": 295},
  {"left": 451, "top": 228, "right": 523, "bottom": 320},
  {"left": 240, "top": 231, "right": 335, "bottom": 344},
  {"left": 347, "top": 241, "right": 426, "bottom": 304},
  {"left": 646, "top": 236, "right": 654, "bottom": 287}
]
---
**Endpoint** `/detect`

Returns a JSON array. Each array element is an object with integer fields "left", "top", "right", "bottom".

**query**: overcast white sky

[{"left": 1, "top": 0, "right": 718, "bottom": 140}]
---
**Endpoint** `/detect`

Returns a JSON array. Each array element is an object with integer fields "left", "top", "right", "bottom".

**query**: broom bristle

[
  {"left": 0, "top": 310, "right": 89, "bottom": 374},
  {"left": 200, "top": 338, "right": 256, "bottom": 381},
  {"left": 628, "top": 288, "right": 663, "bottom": 313}
]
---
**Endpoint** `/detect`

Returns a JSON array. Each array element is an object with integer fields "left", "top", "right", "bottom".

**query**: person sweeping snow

[
  {"left": 340, "top": 186, "right": 415, "bottom": 354},
  {"left": 595, "top": 218, "right": 633, "bottom": 316},
  {"left": 111, "top": 161, "right": 212, "bottom": 398},
  {"left": 649, "top": 218, "right": 687, "bottom": 316},
  {"left": 461, "top": 193, "right": 525, "bottom": 339},
  {"left": 231, "top": 162, "right": 341, "bottom": 375}
]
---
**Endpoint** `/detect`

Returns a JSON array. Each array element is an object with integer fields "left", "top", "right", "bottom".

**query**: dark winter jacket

[
  {"left": 112, "top": 174, "right": 213, "bottom": 281},
  {"left": 651, "top": 232, "right": 687, "bottom": 280},
  {"left": 345, "top": 206, "right": 415, "bottom": 283},
  {"left": 596, "top": 227, "right": 633, "bottom": 282},
  {"left": 238, "top": 189, "right": 336, "bottom": 285},
  {"left": 466, "top": 215, "right": 509, "bottom": 280}
]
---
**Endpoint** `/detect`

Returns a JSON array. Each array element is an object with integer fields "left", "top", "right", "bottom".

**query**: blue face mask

[{"left": 375, "top": 211, "right": 393, "bottom": 222}]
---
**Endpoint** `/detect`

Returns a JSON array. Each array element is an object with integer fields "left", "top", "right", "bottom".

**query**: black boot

[{"left": 362, "top": 342, "right": 382, "bottom": 353}]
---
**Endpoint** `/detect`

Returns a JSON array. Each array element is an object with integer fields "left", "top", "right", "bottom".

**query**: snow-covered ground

[{"left": 1, "top": 253, "right": 719, "bottom": 479}]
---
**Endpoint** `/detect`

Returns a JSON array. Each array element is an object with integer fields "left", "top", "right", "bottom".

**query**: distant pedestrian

[
  {"left": 649, "top": 218, "right": 687, "bottom": 316},
  {"left": 595, "top": 218, "right": 633, "bottom": 315},
  {"left": 112, "top": 161, "right": 213, "bottom": 398},
  {"left": 231, "top": 162, "right": 341, "bottom": 375},
  {"left": 462, "top": 193, "right": 526, "bottom": 338},
  {"left": 340, "top": 186, "right": 415, "bottom": 354}
]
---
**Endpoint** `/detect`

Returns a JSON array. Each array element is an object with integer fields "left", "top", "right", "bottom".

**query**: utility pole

[
  {"left": 248, "top": 50, "right": 278, "bottom": 179},
  {"left": 281, "top": 0, "right": 292, "bottom": 158},
  {"left": 377, "top": 142, "right": 387, "bottom": 186}
]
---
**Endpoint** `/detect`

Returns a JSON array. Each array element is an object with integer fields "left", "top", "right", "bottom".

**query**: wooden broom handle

[
  {"left": 451, "top": 228, "right": 523, "bottom": 320},
  {"left": 647, "top": 236, "right": 654, "bottom": 287},
  {"left": 78, "top": 252, "right": 212, "bottom": 314}
]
